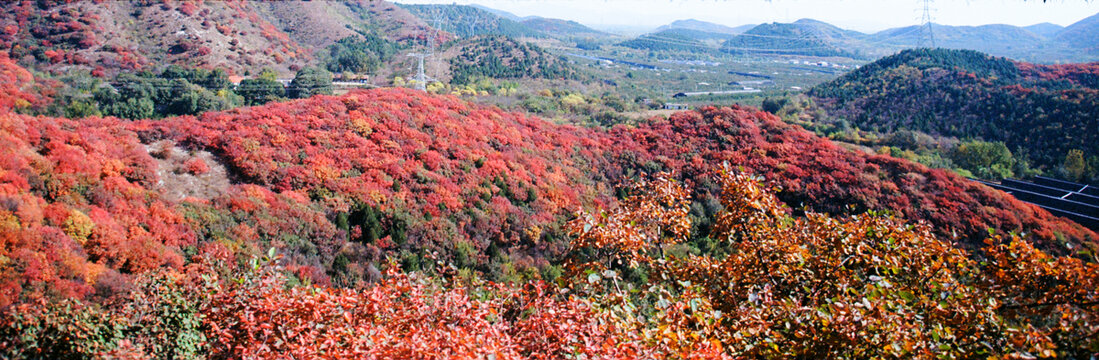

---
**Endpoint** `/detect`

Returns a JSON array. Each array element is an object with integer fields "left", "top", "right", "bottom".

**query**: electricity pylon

[
  {"left": 916, "top": 0, "right": 936, "bottom": 48},
  {"left": 406, "top": 53, "right": 434, "bottom": 91}
]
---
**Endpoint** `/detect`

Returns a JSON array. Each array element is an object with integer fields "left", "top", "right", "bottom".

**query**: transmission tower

[
  {"left": 406, "top": 53, "right": 434, "bottom": 91},
  {"left": 916, "top": 0, "right": 936, "bottom": 48},
  {"left": 428, "top": 12, "right": 444, "bottom": 80}
]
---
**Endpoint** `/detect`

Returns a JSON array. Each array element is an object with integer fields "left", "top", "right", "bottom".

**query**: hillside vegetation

[
  {"left": 0, "top": 0, "right": 441, "bottom": 77},
  {"left": 400, "top": 4, "right": 542, "bottom": 39},
  {"left": 811, "top": 48, "right": 1099, "bottom": 183},
  {"left": 448, "top": 36, "right": 579, "bottom": 85},
  {"left": 1, "top": 68, "right": 1094, "bottom": 304},
  {"left": 0, "top": 0, "right": 310, "bottom": 76}
]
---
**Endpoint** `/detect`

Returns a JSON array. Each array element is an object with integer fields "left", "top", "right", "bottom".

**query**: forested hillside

[
  {"left": 400, "top": 4, "right": 543, "bottom": 38},
  {"left": 811, "top": 48, "right": 1099, "bottom": 183},
  {"left": 448, "top": 36, "right": 579, "bottom": 85}
]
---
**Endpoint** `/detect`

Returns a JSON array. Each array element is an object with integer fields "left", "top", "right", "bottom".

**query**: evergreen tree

[{"left": 288, "top": 67, "right": 334, "bottom": 99}]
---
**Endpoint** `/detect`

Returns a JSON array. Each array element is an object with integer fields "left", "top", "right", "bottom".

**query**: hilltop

[
  {"left": 618, "top": 30, "right": 715, "bottom": 52},
  {"left": 402, "top": 3, "right": 608, "bottom": 41},
  {"left": 1054, "top": 12, "right": 1099, "bottom": 56},
  {"left": 520, "top": 17, "right": 609, "bottom": 39},
  {"left": 654, "top": 19, "right": 754, "bottom": 35},
  {"left": 722, "top": 20, "right": 864, "bottom": 58},
  {"left": 446, "top": 36, "right": 580, "bottom": 84},
  {"left": 1024, "top": 22, "right": 1065, "bottom": 38}
]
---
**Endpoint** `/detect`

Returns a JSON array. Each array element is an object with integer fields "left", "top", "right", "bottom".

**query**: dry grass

[{"left": 146, "top": 141, "right": 231, "bottom": 202}]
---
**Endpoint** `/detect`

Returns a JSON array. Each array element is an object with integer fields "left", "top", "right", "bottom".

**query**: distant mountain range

[
  {"left": 401, "top": 3, "right": 1099, "bottom": 63},
  {"left": 870, "top": 23, "right": 1083, "bottom": 62},
  {"left": 630, "top": 14, "right": 1099, "bottom": 63},
  {"left": 1053, "top": 12, "right": 1099, "bottom": 57},
  {"left": 468, "top": 3, "right": 528, "bottom": 22}
]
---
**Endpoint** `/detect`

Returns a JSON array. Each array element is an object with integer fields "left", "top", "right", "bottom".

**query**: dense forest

[
  {"left": 449, "top": 36, "right": 579, "bottom": 85},
  {"left": 811, "top": 48, "right": 1099, "bottom": 183}
]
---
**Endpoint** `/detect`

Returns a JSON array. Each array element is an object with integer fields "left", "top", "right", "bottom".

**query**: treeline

[
  {"left": 810, "top": 48, "right": 1099, "bottom": 183},
  {"left": 449, "top": 36, "right": 578, "bottom": 85},
  {"left": 47, "top": 65, "right": 336, "bottom": 119}
]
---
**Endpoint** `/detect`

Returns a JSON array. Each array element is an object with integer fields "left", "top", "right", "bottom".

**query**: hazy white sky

[{"left": 394, "top": 0, "right": 1099, "bottom": 33}]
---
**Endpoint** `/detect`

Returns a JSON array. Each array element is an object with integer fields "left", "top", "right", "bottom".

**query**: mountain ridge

[{"left": 654, "top": 19, "right": 754, "bottom": 35}]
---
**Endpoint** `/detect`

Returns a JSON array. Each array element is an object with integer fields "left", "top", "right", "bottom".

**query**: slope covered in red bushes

[
  {"left": 0, "top": 111, "right": 192, "bottom": 306},
  {"left": 601, "top": 106, "right": 1097, "bottom": 252},
  {"left": 1, "top": 79, "right": 1096, "bottom": 308},
  {"left": 0, "top": 0, "right": 312, "bottom": 75},
  {"left": 138, "top": 88, "right": 1097, "bottom": 258},
  {"left": 0, "top": 51, "right": 48, "bottom": 110}
]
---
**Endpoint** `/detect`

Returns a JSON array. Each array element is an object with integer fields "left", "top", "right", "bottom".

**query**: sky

[{"left": 393, "top": 0, "right": 1099, "bottom": 34}]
